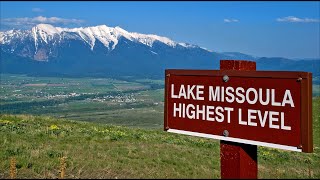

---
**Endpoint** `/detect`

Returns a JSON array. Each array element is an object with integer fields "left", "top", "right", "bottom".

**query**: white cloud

[
  {"left": 277, "top": 16, "right": 320, "bottom": 23},
  {"left": 224, "top": 19, "right": 239, "bottom": 23},
  {"left": 32, "top": 8, "right": 44, "bottom": 13},
  {"left": 0, "top": 16, "right": 85, "bottom": 29}
]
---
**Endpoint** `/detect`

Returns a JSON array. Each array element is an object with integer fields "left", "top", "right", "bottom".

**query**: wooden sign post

[
  {"left": 220, "top": 60, "right": 257, "bottom": 179},
  {"left": 164, "top": 59, "right": 313, "bottom": 179}
]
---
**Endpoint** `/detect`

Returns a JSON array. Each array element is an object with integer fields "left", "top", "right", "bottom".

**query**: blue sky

[{"left": 1, "top": 1, "right": 319, "bottom": 59}]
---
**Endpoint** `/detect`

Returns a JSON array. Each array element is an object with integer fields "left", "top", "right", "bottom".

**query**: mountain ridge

[
  {"left": 1, "top": 24, "right": 319, "bottom": 78},
  {"left": 1, "top": 23, "right": 199, "bottom": 56}
]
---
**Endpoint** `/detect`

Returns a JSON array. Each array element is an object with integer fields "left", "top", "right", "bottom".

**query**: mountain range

[{"left": 1, "top": 24, "right": 319, "bottom": 78}]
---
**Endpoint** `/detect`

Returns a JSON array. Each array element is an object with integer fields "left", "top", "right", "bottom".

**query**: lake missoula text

[{"left": 171, "top": 84, "right": 294, "bottom": 130}]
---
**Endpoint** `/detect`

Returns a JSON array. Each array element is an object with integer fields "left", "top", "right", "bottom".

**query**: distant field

[
  {"left": 0, "top": 74, "right": 164, "bottom": 128},
  {"left": 313, "top": 84, "right": 320, "bottom": 97}
]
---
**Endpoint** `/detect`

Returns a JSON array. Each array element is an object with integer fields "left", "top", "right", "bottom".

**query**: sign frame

[{"left": 164, "top": 69, "right": 313, "bottom": 153}]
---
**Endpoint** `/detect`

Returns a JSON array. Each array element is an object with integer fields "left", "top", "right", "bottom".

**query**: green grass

[
  {"left": 0, "top": 97, "right": 319, "bottom": 178},
  {"left": 0, "top": 114, "right": 220, "bottom": 179}
]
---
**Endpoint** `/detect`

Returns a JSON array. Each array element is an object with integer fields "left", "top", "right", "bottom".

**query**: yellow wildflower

[{"left": 49, "top": 124, "right": 60, "bottom": 130}]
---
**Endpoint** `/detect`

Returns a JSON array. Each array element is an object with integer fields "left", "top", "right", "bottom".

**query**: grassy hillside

[{"left": 0, "top": 97, "right": 319, "bottom": 179}]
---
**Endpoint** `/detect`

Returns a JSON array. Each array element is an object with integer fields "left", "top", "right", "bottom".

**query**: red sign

[{"left": 164, "top": 70, "right": 313, "bottom": 153}]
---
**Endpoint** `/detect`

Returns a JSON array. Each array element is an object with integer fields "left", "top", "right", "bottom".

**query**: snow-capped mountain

[
  {"left": 1, "top": 24, "right": 198, "bottom": 61},
  {"left": 1, "top": 24, "right": 319, "bottom": 78}
]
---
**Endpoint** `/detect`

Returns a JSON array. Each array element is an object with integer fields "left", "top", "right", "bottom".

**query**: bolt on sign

[{"left": 164, "top": 69, "right": 313, "bottom": 153}]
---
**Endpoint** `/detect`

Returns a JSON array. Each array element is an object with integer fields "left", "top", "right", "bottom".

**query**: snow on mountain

[
  {"left": 0, "top": 29, "right": 30, "bottom": 44},
  {"left": 1, "top": 24, "right": 319, "bottom": 78},
  {"left": 0, "top": 23, "right": 201, "bottom": 52}
]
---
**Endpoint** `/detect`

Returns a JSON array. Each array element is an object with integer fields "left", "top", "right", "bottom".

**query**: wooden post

[{"left": 220, "top": 60, "right": 258, "bottom": 179}]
